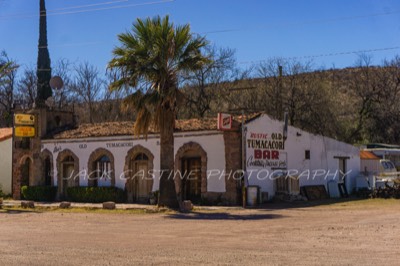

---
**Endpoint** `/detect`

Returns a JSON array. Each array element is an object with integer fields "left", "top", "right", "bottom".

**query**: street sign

[
  {"left": 15, "top": 126, "right": 35, "bottom": 137},
  {"left": 14, "top": 114, "right": 35, "bottom": 126}
]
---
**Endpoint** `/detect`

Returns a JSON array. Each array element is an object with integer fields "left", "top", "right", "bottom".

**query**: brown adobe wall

[{"left": 222, "top": 130, "right": 242, "bottom": 205}]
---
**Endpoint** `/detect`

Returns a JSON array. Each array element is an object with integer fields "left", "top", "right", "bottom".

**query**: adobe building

[
  {"left": 12, "top": 109, "right": 360, "bottom": 204},
  {"left": 39, "top": 117, "right": 242, "bottom": 204},
  {"left": 12, "top": 107, "right": 75, "bottom": 199}
]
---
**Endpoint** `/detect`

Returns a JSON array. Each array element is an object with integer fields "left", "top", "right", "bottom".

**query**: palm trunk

[{"left": 158, "top": 108, "right": 179, "bottom": 209}]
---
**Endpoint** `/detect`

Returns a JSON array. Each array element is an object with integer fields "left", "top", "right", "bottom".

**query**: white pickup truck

[{"left": 357, "top": 159, "right": 400, "bottom": 190}]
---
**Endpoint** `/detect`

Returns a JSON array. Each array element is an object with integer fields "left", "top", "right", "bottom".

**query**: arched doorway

[
  {"left": 44, "top": 157, "right": 52, "bottom": 186},
  {"left": 175, "top": 142, "right": 207, "bottom": 203},
  {"left": 20, "top": 156, "right": 33, "bottom": 187},
  {"left": 124, "top": 145, "right": 154, "bottom": 203},
  {"left": 87, "top": 148, "right": 115, "bottom": 187},
  {"left": 57, "top": 150, "right": 79, "bottom": 199},
  {"left": 41, "top": 149, "right": 54, "bottom": 186}
]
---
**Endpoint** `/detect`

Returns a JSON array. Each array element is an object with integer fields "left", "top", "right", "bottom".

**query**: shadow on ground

[
  {"left": 0, "top": 209, "right": 39, "bottom": 215},
  {"left": 259, "top": 197, "right": 373, "bottom": 210},
  {"left": 166, "top": 211, "right": 284, "bottom": 220}
]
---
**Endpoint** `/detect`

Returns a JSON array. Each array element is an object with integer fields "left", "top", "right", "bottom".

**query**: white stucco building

[
  {"left": 38, "top": 118, "right": 240, "bottom": 204},
  {"left": 245, "top": 115, "right": 360, "bottom": 200},
  {"left": 0, "top": 128, "right": 12, "bottom": 195},
  {"left": 13, "top": 112, "right": 360, "bottom": 204}
]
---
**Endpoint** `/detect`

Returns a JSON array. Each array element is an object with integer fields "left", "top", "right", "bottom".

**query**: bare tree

[
  {"left": 52, "top": 58, "right": 75, "bottom": 109},
  {"left": 0, "top": 51, "right": 18, "bottom": 126},
  {"left": 15, "top": 67, "right": 37, "bottom": 109},
  {"left": 181, "top": 46, "right": 240, "bottom": 118},
  {"left": 71, "top": 62, "right": 105, "bottom": 123}
]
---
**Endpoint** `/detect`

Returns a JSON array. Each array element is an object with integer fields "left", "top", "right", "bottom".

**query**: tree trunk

[{"left": 158, "top": 108, "right": 179, "bottom": 209}]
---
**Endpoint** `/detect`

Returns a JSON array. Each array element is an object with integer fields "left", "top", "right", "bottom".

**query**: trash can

[{"left": 246, "top": 186, "right": 259, "bottom": 206}]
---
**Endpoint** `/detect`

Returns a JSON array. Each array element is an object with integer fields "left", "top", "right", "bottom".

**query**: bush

[
  {"left": 66, "top": 187, "right": 125, "bottom": 203},
  {"left": 21, "top": 186, "right": 57, "bottom": 201}
]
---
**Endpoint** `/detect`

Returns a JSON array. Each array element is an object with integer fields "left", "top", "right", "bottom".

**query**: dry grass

[{"left": 0, "top": 205, "right": 174, "bottom": 215}]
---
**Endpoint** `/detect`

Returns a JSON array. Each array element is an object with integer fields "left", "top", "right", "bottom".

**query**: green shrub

[
  {"left": 21, "top": 186, "right": 57, "bottom": 201},
  {"left": 66, "top": 187, "right": 125, "bottom": 203}
]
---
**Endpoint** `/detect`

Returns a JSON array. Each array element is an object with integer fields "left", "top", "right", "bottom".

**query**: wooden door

[
  {"left": 182, "top": 158, "right": 202, "bottom": 202},
  {"left": 135, "top": 161, "right": 150, "bottom": 202},
  {"left": 62, "top": 163, "right": 75, "bottom": 195}
]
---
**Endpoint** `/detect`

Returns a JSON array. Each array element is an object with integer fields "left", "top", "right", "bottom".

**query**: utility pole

[{"left": 276, "top": 65, "right": 283, "bottom": 120}]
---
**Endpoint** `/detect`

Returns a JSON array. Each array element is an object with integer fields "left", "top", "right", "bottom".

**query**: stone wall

[
  {"left": 222, "top": 130, "right": 242, "bottom": 204},
  {"left": 12, "top": 107, "right": 75, "bottom": 199}
]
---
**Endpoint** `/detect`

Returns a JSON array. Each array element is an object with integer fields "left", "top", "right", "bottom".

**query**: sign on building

[
  {"left": 14, "top": 114, "right": 35, "bottom": 126},
  {"left": 14, "top": 126, "right": 36, "bottom": 138},
  {"left": 14, "top": 114, "right": 36, "bottom": 138},
  {"left": 217, "top": 113, "right": 232, "bottom": 130},
  {"left": 246, "top": 132, "right": 287, "bottom": 169}
]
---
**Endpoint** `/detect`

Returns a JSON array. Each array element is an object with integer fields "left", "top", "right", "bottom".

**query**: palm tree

[{"left": 108, "top": 15, "right": 209, "bottom": 208}]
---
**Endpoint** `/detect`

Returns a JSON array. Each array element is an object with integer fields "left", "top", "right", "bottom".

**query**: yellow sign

[
  {"left": 15, "top": 126, "right": 35, "bottom": 137},
  {"left": 14, "top": 114, "right": 35, "bottom": 125}
]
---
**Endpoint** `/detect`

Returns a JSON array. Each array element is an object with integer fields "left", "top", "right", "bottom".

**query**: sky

[{"left": 1, "top": 0, "right": 400, "bottom": 75}]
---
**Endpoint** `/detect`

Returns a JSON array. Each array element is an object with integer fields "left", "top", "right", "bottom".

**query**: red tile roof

[
  {"left": 360, "top": 150, "right": 379, "bottom": 160},
  {"left": 0, "top": 128, "right": 12, "bottom": 142},
  {"left": 51, "top": 114, "right": 261, "bottom": 140}
]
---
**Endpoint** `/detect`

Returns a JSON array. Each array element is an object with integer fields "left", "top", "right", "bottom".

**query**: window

[
  {"left": 93, "top": 155, "right": 111, "bottom": 187},
  {"left": 135, "top": 153, "right": 148, "bottom": 161},
  {"left": 275, "top": 174, "right": 300, "bottom": 194},
  {"left": 305, "top": 150, "right": 310, "bottom": 160},
  {"left": 63, "top": 156, "right": 74, "bottom": 163}
]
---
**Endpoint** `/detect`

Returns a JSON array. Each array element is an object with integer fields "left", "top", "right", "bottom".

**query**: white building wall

[
  {"left": 175, "top": 133, "right": 226, "bottom": 192},
  {"left": 245, "top": 114, "right": 360, "bottom": 199},
  {"left": 41, "top": 131, "right": 226, "bottom": 193},
  {"left": 0, "top": 138, "right": 12, "bottom": 195}
]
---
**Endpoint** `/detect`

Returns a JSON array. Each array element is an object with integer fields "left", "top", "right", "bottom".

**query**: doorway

[
  {"left": 62, "top": 156, "right": 75, "bottom": 197},
  {"left": 44, "top": 157, "right": 52, "bottom": 186},
  {"left": 129, "top": 153, "right": 152, "bottom": 203},
  {"left": 181, "top": 157, "right": 202, "bottom": 203},
  {"left": 338, "top": 158, "right": 349, "bottom": 197},
  {"left": 20, "top": 158, "right": 31, "bottom": 187}
]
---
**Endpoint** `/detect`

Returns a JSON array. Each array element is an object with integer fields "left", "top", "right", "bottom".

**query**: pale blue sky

[{"left": 1, "top": 0, "right": 400, "bottom": 73}]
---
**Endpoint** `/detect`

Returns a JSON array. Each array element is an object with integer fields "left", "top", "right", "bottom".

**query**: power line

[
  {"left": 34, "top": 44, "right": 400, "bottom": 71},
  {"left": 202, "top": 10, "right": 400, "bottom": 35},
  {"left": 239, "top": 46, "right": 400, "bottom": 65},
  {"left": 45, "top": 0, "right": 174, "bottom": 17},
  {"left": 0, "top": 0, "right": 174, "bottom": 20},
  {"left": 47, "top": 0, "right": 129, "bottom": 13},
  {"left": 0, "top": 0, "right": 129, "bottom": 19}
]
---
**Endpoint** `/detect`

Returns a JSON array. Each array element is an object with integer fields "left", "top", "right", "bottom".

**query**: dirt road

[{"left": 1, "top": 199, "right": 400, "bottom": 265}]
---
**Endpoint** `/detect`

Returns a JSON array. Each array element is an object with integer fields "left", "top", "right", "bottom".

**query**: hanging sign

[
  {"left": 14, "top": 114, "right": 35, "bottom": 126},
  {"left": 217, "top": 113, "right": 232, "bottom": 130}
]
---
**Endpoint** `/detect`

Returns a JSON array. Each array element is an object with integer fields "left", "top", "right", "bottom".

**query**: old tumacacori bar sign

[{"left": 247, "top": 132, "right": 287, "bottom": 169}]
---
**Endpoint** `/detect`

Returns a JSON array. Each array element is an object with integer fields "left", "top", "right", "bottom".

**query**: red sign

[{"left": 217, "top": 113, "right": 232, "bottom": 130}]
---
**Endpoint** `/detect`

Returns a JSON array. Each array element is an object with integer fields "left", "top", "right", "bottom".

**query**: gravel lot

[{"left": 1, "top": 199, "right": 400, "bottom": 265}]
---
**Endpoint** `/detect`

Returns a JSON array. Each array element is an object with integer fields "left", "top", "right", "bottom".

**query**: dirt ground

[{"left": 1, "top": 199, "right": 400, "bottom": 266}]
